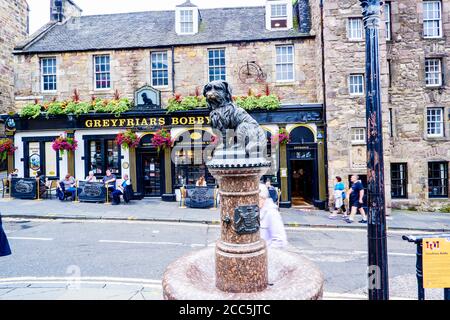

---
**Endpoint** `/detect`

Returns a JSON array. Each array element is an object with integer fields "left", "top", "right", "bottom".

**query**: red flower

[
  {"left": 116, "top": 130, "right": 140, "bottom": 150},
  {"left": 151, "top": 128, "right": 172, "bottom": 153}
]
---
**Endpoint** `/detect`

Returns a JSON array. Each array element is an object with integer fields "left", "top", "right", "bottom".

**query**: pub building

[{"left": 4, "top": 0, "right": 329, "bottom": 208}]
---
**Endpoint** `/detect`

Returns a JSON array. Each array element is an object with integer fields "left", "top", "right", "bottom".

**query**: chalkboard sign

[
  {"left": 78, "top": 181, "right": 106, "bottom": 203},
  {"left": 11, "top": 178, "right": 37, "bottom": 200}
]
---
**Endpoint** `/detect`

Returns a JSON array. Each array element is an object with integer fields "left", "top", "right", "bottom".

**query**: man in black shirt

[{"left": 345, "top": 175, "right": 367, "bottom": 224}]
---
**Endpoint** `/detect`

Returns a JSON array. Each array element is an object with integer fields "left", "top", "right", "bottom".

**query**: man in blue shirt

[
  {"left": 112, "top": 174, "right": 131, "bottom": 205},
  {"left": 345, "top": 175, "right": 367, "bottom": 224}
]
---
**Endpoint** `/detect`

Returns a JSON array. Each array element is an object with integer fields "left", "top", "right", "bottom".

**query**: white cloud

[{"left": 28, "top": 0, "right": 265, "bottom": 34}]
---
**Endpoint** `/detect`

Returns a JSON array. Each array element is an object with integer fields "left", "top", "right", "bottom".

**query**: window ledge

[
  {"left": 351, "top": 142, "right": 366, "bottom": 146},
  {"left": 275, "top": 81, "right": 296, "bottom": 86},
  {"left": 425, "top": 136, "right": 446, "bottom": 141},
  {"left": 347, "top": 39, "right": 365, "bottom": 43}
]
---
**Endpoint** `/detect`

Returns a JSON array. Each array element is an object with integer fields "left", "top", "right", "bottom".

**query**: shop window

[
  {"left": 173, "top": 130, "right": 215, "bottom": 187},
  {"left": 85, "top": 136, "right": 121, "bottom": 178},
  {"left": 428, "top": 162, "right": 448, "bottom": 198},
  {"left": 391, "top": 163, "right": 408, "bottom": 199},
  {"left": 23, "top": 138, "right": 59, "bottom": 178},
  {"left": 262, "top": 131, "right": 279, "bottom": 186}
]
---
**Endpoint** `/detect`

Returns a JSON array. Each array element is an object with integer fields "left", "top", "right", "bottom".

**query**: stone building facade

[
  {"left": 324, "top": 0, "right": 450, "bottom": 211},
  {"left": 0, "top": 0, "right": 28, "bottom": 114},
  {"left": 7, "top": 0, "right": 450, "bottom": 210}
]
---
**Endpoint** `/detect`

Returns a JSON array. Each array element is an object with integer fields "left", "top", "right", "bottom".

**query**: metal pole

[
  {"left": 359, "top": 0, "right": 389, "bottom": 300},
  {"left": 416, "top": 242, "right": 425, "bottom": 300}
]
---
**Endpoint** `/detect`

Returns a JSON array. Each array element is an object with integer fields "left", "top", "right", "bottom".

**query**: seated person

[
  {"left": 195, "top": 176, "right": 207, "bottom": 187},
  {"left": 57, "top": 174, "right": 77, "bottom": 201},
  {"left": 35, "top": 171, "right": 47, "bottom": 198},
  {"left": 8, "top": 169, "right": 19, "bottom": 180},
  {"left": 111, "top": 174, "right": 131, "bottom": 205},
  {"left": 102, "top": 170, "right": 116, "bottom": 193},
  {"left": 85, "top": 171, "right": 97, "bottom": 183}
]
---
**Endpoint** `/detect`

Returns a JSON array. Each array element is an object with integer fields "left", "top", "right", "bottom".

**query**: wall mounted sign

[
  {"left": 84, "top": 116, "right": 211, "bottom": 129},
  {"left": 29, "top": 153, "right": 41, "bottom": 171},
  {"left": 280, "top": 168, "right": 287, "bottom": 178},
  {"left": 134, "top": 85, "right": 161, "bottom": 110},
  {"left": 11, "top": 178, "right": 37, "bottom": 199},
  {"left": 234, "top": 205, "right": 260, "bottom": 235},
  {"left": 5, "top": 117, "right": 16, "bottom": 133},
  {"left": 423, "top": 237, "right": 450, "bottom": 288}
]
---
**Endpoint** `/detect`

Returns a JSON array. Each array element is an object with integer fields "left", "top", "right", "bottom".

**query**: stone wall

[
  {"left": 387, "top": 0, "right": 450, "bottom": 211},
  {"left": 14, "top": 38, "right": 320, "bottom": 109},
  {"left": 0, "top": 0, "right": 28, "bottom": 113},
  {"left": 322, "top": 0, "right": 392, "bottom": 210}
]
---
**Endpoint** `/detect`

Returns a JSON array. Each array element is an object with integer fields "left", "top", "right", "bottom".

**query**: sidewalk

[{"left": 0, "top": 197, "right": 449, "bottom": 232}]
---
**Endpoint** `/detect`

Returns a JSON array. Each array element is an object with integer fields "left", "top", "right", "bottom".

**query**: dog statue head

[{"left": 203, "top": 80, "right": 233, "bottom": 110}]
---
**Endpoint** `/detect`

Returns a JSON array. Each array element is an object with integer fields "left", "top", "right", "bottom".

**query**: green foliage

[
  {"left": 166, "top": 96, "right": 206, "bottom": 113},
  {"left": 46, "top": 101, "right": 65, "bottom": 116},
  {"left": 439, "top": 205, "right": 450, "bottom": 213},
  {"left": 19, "top": 103, "right": 42, "bottom": 119},
  {"left": 19, "top": 97, "right": 131, "bottom": 119}
]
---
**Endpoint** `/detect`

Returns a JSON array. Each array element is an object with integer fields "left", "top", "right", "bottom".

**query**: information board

[
  {"left": 11, "top": 178, "right": 37, "bottom": 200},
  {"left": 78, "top": 181, "right": 106, "bottom": 203},
  {"left": 423, "top": 237, "right": 450, "bottom": 289}
]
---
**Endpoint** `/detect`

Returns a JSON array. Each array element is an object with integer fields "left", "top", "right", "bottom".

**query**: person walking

[
  {"left": 0, "top": 212, "right": 11, "bottom": 257},
  {"left": 258, "top": 183, "right": 288, "bottom": 248},
  {"left": 329, "top": 176, "right": 347, "bottom": 219},
  {"left": 265, "top": 178, "right": 279, "bottom": 204},
  {"left": 345, "top": 175, "right": 367, "bottom": 224}
]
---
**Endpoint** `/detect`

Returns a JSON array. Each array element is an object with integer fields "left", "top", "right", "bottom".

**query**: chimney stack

[{"left": 50, "top": 0, "right": 82, "bottom": 23}]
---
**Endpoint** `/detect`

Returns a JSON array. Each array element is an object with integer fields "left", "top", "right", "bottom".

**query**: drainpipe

[
  {"left": 172, "top": 46, "right": 176, "bottom": 94},
  {"left": 320, "top": 0, "right": 330, "bottom": 210}
]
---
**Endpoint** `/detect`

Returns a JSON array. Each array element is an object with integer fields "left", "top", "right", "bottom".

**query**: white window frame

[
  {"left": 425, "top": 58, "right": 442, "bottom": 87},
  {"left": 426, "top": 108, "right": 444, "bottom": 137},
  {"left": 175, "top": 8, "right": 199, "bottom": 35},
  {"left": 275, "top": 45, "right": 295, "bottom": 82},
  {"left": 208, "top": 48, "right": 226, "bottom": 82},
  {"left": 94, "top": 54, "right": 111, "bottom": 90},
  {"left": 151, "top": 51, "right": 169, "bottom": 88},
  {"left": 347, "top": 17, "right": 363, "bottom": 40},
  {"left": 423, "top": 1, "right": 442, "bottom": 38},
  {"left": 348, "top": 74, "right": 365, "bottom": 96},
  {"left": 351, "top": 127, "right": 367, "bottom": 144},
  {"left": 41, "top": 57, "right": 57, "bottom": 93},
  {"left": 384, "top": 2, "right": 391, "bottom": 41},
  {"left": 265, "top": 0, "right": 293, "bottom": 30}
]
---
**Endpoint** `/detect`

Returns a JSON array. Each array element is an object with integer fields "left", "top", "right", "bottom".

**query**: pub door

[{"left": 137, "top": 150, "right": 162, "bottom": 197}]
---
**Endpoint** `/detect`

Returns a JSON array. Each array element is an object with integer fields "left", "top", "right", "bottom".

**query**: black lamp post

[{"left": 359, "top": 0, "right": 389, "bottom": 300}]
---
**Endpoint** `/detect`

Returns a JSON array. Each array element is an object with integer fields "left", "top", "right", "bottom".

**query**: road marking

[
  {"left": 353, "top": 250, "right": 415, "bottom": 257},
  {"left": 8, "top": 237, "right": 54, "bottom": 241},
  {"left": 299, "top": 249, "right": 415, "bottom": 257},
  {"left": 0, "top": 276, "right": 161, "bottom": 284},
  {"left": 99, "top": 240, "right": 185, "bottom": 246}
]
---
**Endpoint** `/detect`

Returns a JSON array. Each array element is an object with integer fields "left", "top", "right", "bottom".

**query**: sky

[{"left": 28, "top": 0, "right": 266, "bottom": 34}]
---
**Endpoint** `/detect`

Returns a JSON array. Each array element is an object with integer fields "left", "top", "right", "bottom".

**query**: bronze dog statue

[{"left": 203, "top": 80, "right": 267, "bottom": 159}]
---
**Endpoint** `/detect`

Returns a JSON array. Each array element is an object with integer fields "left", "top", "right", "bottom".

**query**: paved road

[{"left": 0, "top": 218, "right": 445, "bottom": 300}]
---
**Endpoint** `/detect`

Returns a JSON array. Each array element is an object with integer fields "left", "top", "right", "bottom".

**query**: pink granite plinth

[{"left": 162, "top": 247, "right": 324, "bottom": 300}]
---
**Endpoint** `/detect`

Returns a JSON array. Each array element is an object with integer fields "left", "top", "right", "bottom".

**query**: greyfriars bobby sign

[{"left": 134, "top": 85, "right": 161, "bottom": 110}]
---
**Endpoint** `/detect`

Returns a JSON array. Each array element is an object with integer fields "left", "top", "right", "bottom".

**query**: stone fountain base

[{"left": 162, "top": 246, "right": 324, "bottom": 300}]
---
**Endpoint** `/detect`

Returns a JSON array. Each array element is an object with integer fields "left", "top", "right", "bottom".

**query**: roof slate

[{"left": 16, "top": 6, "right": 311, "bottom": 53}]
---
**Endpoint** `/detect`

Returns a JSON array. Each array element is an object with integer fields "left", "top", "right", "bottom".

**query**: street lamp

[{"left": 359, "top": 0, "right": 389, "bottom": 300}]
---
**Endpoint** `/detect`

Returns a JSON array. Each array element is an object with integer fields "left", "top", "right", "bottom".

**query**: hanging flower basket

[
  {"left": 116, "top": 130, "right": 141, "bottom": 150},
  {"left": 0, "top": 138, "right": 17, "bottom": 162},
  {"left": 52, "top": 134, "right": 78, "bottom": 156},
  {"left": 151, "top": 128, "right": 173, "bottom": 153},
  {"left": 271, "top": 128, "right": 291, "bottom": 146}
]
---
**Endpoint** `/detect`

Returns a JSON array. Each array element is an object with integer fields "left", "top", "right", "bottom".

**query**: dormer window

[
  {"left": 180, "top": 10, "right": 193, "bottom": 33},
  {"left": 175, "top": 1, "right": 199, "bottom": 35},
  {"left": 266, "top": 0, "right": 293, "bottom": 30}
]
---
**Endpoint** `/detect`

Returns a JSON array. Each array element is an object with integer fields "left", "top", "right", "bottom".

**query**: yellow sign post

[{"left": 423, "top": 237, "right": 450, "bottom": 289}]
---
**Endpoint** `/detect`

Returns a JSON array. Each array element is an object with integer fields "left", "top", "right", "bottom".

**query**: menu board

[
  {"left": 423, "top": 237, "right": 450, "bottom": 288},
  {"left": 11, "top": 178, "right": 37, "bottom": 200},
  {"left": 78, "top": 181, "right": 106, "bottom": 203}
]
